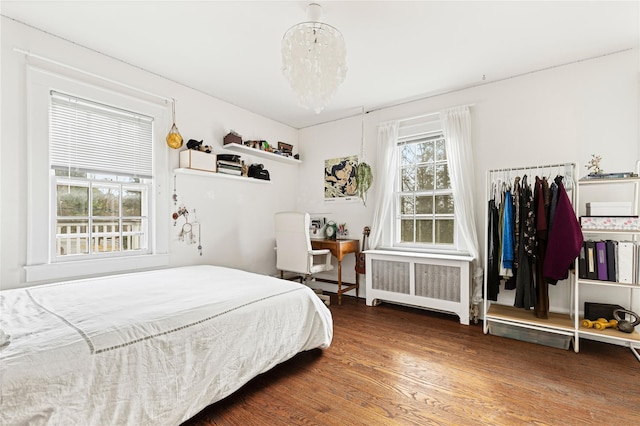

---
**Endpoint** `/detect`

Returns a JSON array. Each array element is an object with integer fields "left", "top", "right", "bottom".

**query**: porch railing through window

[{"left": 56, "top": 220, "right": 144, "bottom": 256}]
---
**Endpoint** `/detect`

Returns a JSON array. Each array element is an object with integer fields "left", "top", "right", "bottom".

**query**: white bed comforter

[{"left": 0, "top": 265, "right": 333, "bottom": 425}]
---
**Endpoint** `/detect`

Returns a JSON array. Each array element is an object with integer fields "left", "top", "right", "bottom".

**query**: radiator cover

[{"left": 366, "top": 250, "right": 472, "bottom": 325}]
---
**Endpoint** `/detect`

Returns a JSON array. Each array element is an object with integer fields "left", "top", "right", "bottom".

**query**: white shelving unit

[
  {"left": 483, "top": 163, "right": 577, "bottom": 351},
  {"left": 221, "top": 143, "right": 301, "bottom": 165},
  {"left": 574, "top": 162, "right": 640, "bottom": 361},
  {"left": 174, "top": 167, "right": 270, "bottom": 183}
]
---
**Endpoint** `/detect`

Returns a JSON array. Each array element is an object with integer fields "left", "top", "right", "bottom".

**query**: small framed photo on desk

[{"left": 310, "top": 217, "right": 326, "bottom": 239}]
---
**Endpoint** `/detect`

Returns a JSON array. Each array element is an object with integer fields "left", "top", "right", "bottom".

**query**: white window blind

[{"left": 50, "top": 91, "right": 154, "bottom": 178}]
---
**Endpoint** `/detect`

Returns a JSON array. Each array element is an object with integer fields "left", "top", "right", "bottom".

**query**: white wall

[
  {"left": 2, "top": 14, "right": 639, "bottom": 311},
  {"left": 0, "top": 17, "right": 299, "bottom": 289},
  {"left": 298, "top": 49, "right": 639, "bottom": 310}
]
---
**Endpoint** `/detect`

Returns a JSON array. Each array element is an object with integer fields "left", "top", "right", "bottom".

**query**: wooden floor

[{"left": 183, "top": 295, "right": 640, "bottom": 426}]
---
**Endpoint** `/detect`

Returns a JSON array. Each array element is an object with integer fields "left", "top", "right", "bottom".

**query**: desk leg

[
  {"left": 355, "top": 268, "right": 359, "bottom": 299},
  {"left": 337, "top": 260, "right": 343, "bottom": 305}
]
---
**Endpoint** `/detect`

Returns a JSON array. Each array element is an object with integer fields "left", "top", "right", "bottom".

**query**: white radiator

[{"left": 365, "top": 250, "right": 473, "bottom": 325}]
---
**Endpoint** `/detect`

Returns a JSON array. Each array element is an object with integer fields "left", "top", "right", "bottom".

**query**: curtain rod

[
  {"left": 488, "top": 162, "right": 575, "bottom": 173},
  {"left": 13, "top": 47, "right": 171, "bottom": 104}
]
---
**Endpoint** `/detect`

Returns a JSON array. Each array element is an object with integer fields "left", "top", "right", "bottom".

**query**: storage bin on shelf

[{"left": 488, "top": 322, "right": 572, "bottom": 350}]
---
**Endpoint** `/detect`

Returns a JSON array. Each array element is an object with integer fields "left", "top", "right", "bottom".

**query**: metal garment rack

[
  {"left": 482, "top": 162, "right": 577, "bottom": 348},
  {"left": 485, "top": 162, "right": 576, "bottom": 189}
]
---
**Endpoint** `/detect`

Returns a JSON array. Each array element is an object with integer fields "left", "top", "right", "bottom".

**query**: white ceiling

[{"left": 2, "top": 1, "right": 639, "bottom": 129}]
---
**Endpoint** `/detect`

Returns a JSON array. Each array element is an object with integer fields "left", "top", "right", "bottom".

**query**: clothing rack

[
  {"left": 483, "top": 162, "right": 578, "bottom": 344},
  {"left": 488, "top": 162, "right": 574, "bottom": 173},
  {"left": 487, "top": 162, "right": 576, "bottom": 192}
]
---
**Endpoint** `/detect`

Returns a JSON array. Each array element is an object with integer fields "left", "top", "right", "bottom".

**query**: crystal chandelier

[{"left": 281, "top": 3, "right": 347, "bottom": 114}]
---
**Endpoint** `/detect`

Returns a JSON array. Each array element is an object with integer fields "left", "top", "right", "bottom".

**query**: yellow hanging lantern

[{"left": 166, "top": 99, "right": 183, "bottom": 149}]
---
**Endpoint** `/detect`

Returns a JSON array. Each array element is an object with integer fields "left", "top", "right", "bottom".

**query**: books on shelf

[
  {"left": 596, "top": 241, "right": 608, "bottom": 281},
  {"left": 618, "top": 241, "right": 636, "bottom": 284},
  {"left": 217, "top": 166, "right": 242, "bottom": 176},
  {"left": 216, "top": 159, "right": 243, "bottom": 176},
  {"left": 579, "top": 240, "right": 638, "bottom": 284},
  {"left": 217, "top": 169, "right": 242, "bottom": 176},
  {"left": 583, "top": 240, "right": 598, "bottom": 280},
  {"left": 217, "top": 159, "right": 242, "bottom": 168}
]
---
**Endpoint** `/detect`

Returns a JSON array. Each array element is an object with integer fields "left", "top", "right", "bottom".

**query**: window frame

[
  {"left": 25, "top": 66, "right": 170, "bottom": 282},
  {"left": 392, "top": 120, "right": 459, "bottom": 253},
  {"left": 53, "top": 172, "right": 151, "bottom": 261}
]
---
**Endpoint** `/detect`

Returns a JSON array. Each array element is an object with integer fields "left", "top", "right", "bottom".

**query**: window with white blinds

[
  {"left": 48, "top": 90, "right": 154, "bottom": 260},
  {"left": 26, "top": 66, "right": 170, "bottom": 282},
  {"left": 50, "top": 91, "right": 154, "bottom": 178}
]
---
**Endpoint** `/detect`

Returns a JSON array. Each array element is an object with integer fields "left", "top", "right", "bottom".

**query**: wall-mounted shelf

[
  {"left": 174, "top": 168, "right": 270, "bottom": 183},
  {"left": 221, "top": 143, "right": 301, "bottom": 165}
]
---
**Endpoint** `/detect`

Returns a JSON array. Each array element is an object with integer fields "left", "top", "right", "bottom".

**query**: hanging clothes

[
  {"left": 512, "top": 176, "right": 521, "bottom": 269},
  {"left": 498, "top": 183, "right": 510, "bottom": 278},
  {"left": 534, "top": 176, "right": 551, "bottom": 319},
  {"left": 548, "top": 176, "right": 560, "bottom": 234},
  {"left": 502, "top": 190, "right": 515, "bottom": 270},
  {"left": 546, "top": 176, "right": 561, "bottom": 285},
  {"left": 487, "top": 164, "right": 578, "bottom": 318},
  {"left": 514, "top": 175, "right": 536, "bottom": 309},
  {"left": 498, "top": 182, "right": 513, "bottom": 280},
  {"left": 504, "top": 176, "right": 521, "bottom": 290},
  {"left": 543, "top": 179, "right": 584, "bottom": 281},
  {"left": 487, "top": 196, "right": 501, "bottom": 301}
]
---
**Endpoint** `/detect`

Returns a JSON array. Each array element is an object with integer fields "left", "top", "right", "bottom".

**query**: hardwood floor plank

[{"left": 184, "top": 295, "right": 640, "bottom": 425}]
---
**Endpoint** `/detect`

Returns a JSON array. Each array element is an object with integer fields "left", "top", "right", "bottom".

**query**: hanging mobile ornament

[
  {"left": 172, "top": 175, "right": 178, "bottom": 206},
  {"left": 193, "top": 208, "right": 203, "bottom": 256},
  {"left": 172, "top": 174, "right": 179, "bottom": 226},
  {"left": 166, "top": 98, "right": 183, "bottom": 149}
]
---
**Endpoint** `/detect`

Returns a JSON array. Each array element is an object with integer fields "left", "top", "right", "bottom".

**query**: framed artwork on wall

[{"left": 324, "top": 155, "right": 358, "bottom": 201}]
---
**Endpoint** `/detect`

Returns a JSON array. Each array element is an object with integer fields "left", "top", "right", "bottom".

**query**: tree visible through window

[{"left": 397, "top": 132, "right": 455, "bottom": 246}]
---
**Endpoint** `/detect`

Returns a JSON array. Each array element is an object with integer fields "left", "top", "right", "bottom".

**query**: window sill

[
  {"left": 24, "top": 254, "right": 170, "bottom": 283},
  {"left": 364, "top": 248, "right": 474, "bottom": 262}
]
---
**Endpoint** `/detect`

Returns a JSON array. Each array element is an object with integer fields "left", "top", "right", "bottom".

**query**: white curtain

[
  {"left": 369, "top": 121, "right": 399, "bottom": 249},
  {"left": 441, "top": 106, "right": 483, "bottom": 306}
]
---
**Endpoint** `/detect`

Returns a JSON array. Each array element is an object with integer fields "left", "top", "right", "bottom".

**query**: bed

[{"left": 0, "top": 265, "right": 333, "bottom": 425}]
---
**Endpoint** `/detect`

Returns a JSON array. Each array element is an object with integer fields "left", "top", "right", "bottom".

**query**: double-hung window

[
  {"left": 26, "top": 67, "right": 169, "bottom": 282},
  {"left": 395, "top": 116, "right": 456, "bottom": 249},
  {"left": 50, "top": 92, "right": 153, "bottom": 259}
]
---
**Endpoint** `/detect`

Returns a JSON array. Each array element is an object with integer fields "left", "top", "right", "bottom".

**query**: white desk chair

[{"left": 274, "top": 212, "right": 333, "bottom": 304}]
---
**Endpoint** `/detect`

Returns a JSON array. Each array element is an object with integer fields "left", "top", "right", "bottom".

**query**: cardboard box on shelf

[
  {"left": 586, "top": 202, "right": 632, "bottom": 216},
  {"left": 179, "top": 150, "right": 216, "bottom": 172}
]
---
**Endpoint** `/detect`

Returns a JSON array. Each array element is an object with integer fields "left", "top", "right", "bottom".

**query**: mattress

[{"left": 0, "top": 265, "right": 333, "bottom": 425}]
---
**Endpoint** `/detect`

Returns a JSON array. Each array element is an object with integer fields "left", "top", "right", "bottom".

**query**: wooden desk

[{"left": 311, "top": 238, "right": 359, "bottom": 305}]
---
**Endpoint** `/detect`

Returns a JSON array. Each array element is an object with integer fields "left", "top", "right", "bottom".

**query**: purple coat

[{"left": 543, "top": 182, "right": 583, "bottom": 280}]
